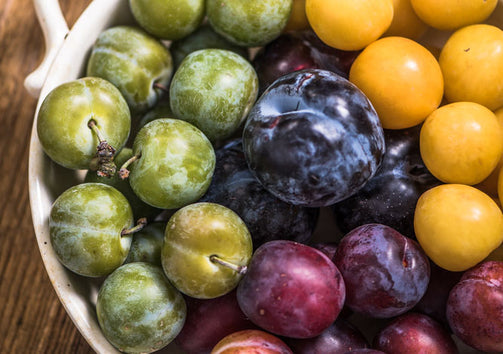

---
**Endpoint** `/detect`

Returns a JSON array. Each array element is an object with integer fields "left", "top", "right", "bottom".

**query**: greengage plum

[
  {"left": 286, "top": 318, "right": 369, "bottom": 353},
  {"left": 170, "top": 24, "right": 248, "bottom": 68},
  {"left": 252, "top": 30, "right": 359, "bottom": 93},
  {"left": 50, "top": 183, "right": 134, "bottom": 277},
  {"left": 373, "top": 312, "right": 458, "bottom": 354},
  {"left": 332, "top": 125, "right": 441, "bottom": 239},
  {"left": 243, "top": 69, "right": 385, "bottom": 207},
  {"left": 237, "top": 240, "right": 346, "bottom": 338},
  {"left": 333, "top": 224, "right": 430, "bottom": 318},
  {"left": 161, "top": 202, "right": 253, "bottom": 299},
  {"left": 446, "top": 261, "right": 503, "bottom": 352},
  {"left": 87, "top": 26, "right": 173, "bottom": 113},
  {"left": 37, "top": 77, "right": 130, "bottom": 173},
  {"left": 169, "top": 49, "right": 258, "bottom": 142},
  {"left": 175, "top": 290, "right": 255, "bottom": 353},
  {"left": 201, "top": 139, "right": 319, "bottom": 249},
  {"left": 122, "top": 118, "right": 215, "bottom": 209},
  {"left": 85, "top": 148, "right": 160, "bottom": 221},
  {"left": 129, "top": 0, "right": 204, "bottom": 40},
  {"left": 211, "top": 329, "right": 293, "bottom": 354},
  {"left": 96, "top": 262, "right": 186, "bottom": 353},
  {"left": 206, "top": 0, "right": 293, "bottom": 47},
  {"left": 124, "top": 222, "right": 165, "bottom": 266}
]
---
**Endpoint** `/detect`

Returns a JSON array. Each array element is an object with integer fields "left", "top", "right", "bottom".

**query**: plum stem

[
  {"left": 88, "top": 119, "right": 117, "bottom": 178},
  {"left": 209, "top": 255, "right": 247, "bottom": 275},
  {"left": 153, "top": 82, "right": 169, "bottom": 94},
  {"left": 121, "top": 217, "right": 147, "bottom": 236},
  {"left": 118, "top": 154, "right": 141, "bottom": 180}
]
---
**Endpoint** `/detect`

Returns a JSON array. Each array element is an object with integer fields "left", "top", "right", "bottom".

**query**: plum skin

[
  {"left": 243, "top": 69, "right": 385, "bottom": 207},
  {"left": 37, "top": 77, "right": 130, "bottom": 170},
  {"left": 446, "top": 260, "right": 503, "bottom": 352},
  {"left": 237, "top": 240, "right": 346, "bottom": 338},
  {"left": 333, "top": 224, "right": 430, "bottom": 318},
  {"left": 49, "top": 183, "right": 134, "bottom": 277},
  {"left": 96, "top": 262, "right": 186, "bottom": 353}
]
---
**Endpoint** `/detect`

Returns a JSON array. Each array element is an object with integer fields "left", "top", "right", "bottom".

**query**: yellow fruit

[
  {"left": 420, "top": 102, "right": 503, "bottom": 185},
  {"left": 305, "top": 0, "right": 394, "bottom": 51},
  {"left": 349, "top": 36, "right": 443, "bottom": 129},
  {"left": 414, "top": 184, "right": 503, "bottom": 272}
]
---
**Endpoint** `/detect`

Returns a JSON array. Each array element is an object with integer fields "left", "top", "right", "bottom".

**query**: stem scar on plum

[
  {"left": 88, "top": 119, "right": 117, "bottom": 178},
  {"left": 118, "top": 152, "right": 142, "bottom": 179},
  {"left": 209, "top": 254, "right": 247, "bottom": 275},
  {"left": 121, "top": 217, "right": 148, "bottom": 236}
]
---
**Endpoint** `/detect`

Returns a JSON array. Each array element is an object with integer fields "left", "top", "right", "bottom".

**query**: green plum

[
  {"left": 49, "top": 183, "right": 134, "bottom": 277},
  {"left": 169, "top": 49, "right": 258, "bottom": 142},
  {"left": 37, "top": 77, "right": 130, "bottom": 173},
  {"left": 97, "top": 262, "right": 186, "bottom": 353},
  {"left": 86, "top": 26, "right": 173, "bottom": 113},
  {"left": 206, "top": 0, "right": 293, "bottom": 47},
  {"left": 129, "top": 0, "right": 204, "bottom": 40},
  {"left": 161, "top": 202, "right": 253, "bottom": 299},
  {"left": 170, "top": 24, "right": 249, "bottom": 68},
  {"left": 121, "top": 118, "right": 215, "bottom": 209},
  {"left": 84, "top": 148, "right": 160, "bottom": 221},
  {"left": 125, "top": 222, "right": 165, "bottom": 266}
]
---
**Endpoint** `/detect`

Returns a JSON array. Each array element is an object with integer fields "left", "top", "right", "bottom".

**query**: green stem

[
  {"left": 209, "top": 255, "right": 247, "bottom": 275},
  {"left": 118, "top": 154, "right": 141, "bottom": 180},
  {"left": 121, "top": 217, "right": 147, "bottom": 236}
]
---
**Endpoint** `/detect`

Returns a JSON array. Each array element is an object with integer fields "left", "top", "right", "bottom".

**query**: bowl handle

[{"left": 24, "top": 0, "right": 69, "bottom": 98}]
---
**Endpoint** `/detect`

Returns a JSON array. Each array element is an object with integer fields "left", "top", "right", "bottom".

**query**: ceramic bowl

[{"left": 26, "top": 0, "right": 503, "bottom": 353}]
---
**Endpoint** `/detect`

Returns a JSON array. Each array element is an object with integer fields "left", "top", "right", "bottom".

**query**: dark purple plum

[
  {"left": 373, "top": 312, "right": 458, "bottom": 354},
  {"left": 446, "top": 261, "right": 503, "bottom": 352},
  {"left": 286, "top": 318, "right": 369, "bottom": 354},
  {"left": 252, "top": 30, "right": 360, "bottom": 93},
  {"left": 243, "top": 69, "right": 385, "bottom": 207},
  {"left": 414, "top": 262, "right": 463, "bottom": 327},
  {"left": 333, "top": 224, "right": 430, "bottom": 318},
  {"left": 237, "top": 240, "right": 346, "bottom": 338},
  {"left": 311, "top": 242, "right": 338, "bottom": 262},
  {"left": 200, "top": 139, "right": 319, "bottom": 249},
  {"left": 332, "top": 126, "right": 441, "bottom": 239},
  {"left": 174, "top": 290, "right": 255, "bottom": 353},
  {"left": 346, "top": 350, "right": 385, "bottom": 354}
]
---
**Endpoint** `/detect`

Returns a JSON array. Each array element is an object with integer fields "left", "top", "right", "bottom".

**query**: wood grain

[{"left": 0, "top": 1, "right": 93, "bottom": 352}]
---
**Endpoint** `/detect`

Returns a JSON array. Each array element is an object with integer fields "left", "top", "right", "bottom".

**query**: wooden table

[{"left": 0, "top": 0, "right": 94, "bottom": 352}]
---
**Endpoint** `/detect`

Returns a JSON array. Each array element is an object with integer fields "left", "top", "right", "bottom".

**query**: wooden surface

[{"left": 0, "top": 0, "right": 94, "bottom": 352}]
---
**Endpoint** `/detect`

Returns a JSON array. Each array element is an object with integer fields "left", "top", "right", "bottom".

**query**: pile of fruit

[{"left": 36, "top": 0, "right": 503, "bottom": 352}]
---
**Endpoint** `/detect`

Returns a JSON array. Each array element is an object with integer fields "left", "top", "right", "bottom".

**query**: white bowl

[{"left": 27, "top": 1, "right": 503, "bottom": 353}]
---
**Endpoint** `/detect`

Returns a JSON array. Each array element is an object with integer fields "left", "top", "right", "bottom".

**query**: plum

[
  {"left": 333, "top": 224, "right": 430, "bottom": 318},
  {"left": 286, "top": 318, "right": 369, "bottom": 353},
  {"left": 237, "top": 240, "right": 346, "bottom": 338},
  {"left": 446, "top": 261, "right": 503, "bottom": 352},
  {"left": 243, "top": 69, "right": 385, "bottom": 207},
  {"left": 373, "top": 312, "right": 458, "bottom": 353},
  {"left": 175, "top": 290, "right": 255, "bottom": 353},
  {"left": 252, "top": 29, "right": 359, "bottom": 93},
  {"left": 211, "top": 329, "right": 293, "bottom": 354}
]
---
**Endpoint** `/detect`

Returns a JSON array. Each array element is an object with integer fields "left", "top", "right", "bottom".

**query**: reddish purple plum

[
  {"left": 211, "top": 329, "right": 293, "bottom": 354},
  {"left": 373, "top": 312, "right": 458, "bottom": 354},
  {"left": 237, "top": 240, "right": 346, "bottom": 338},
  {"left": 446, "top": 261, "right": 503, "bottom": 352},
  {"left": 175, "top": 290, "right": 255, "bottom": 353},
  {"left": 286, "top": 318, "right": 369, "bottom": 353},
  {"left": 333, "top": 224, "right": 430, "bottom": 318}
]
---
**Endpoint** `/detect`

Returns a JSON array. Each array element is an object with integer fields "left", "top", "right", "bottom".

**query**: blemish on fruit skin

[
  {"left": 259, "top": 309, "right": 265, "bottom": 315},
  {"left": 464, "top": 48, "right": 470, "bottom": 52}
]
